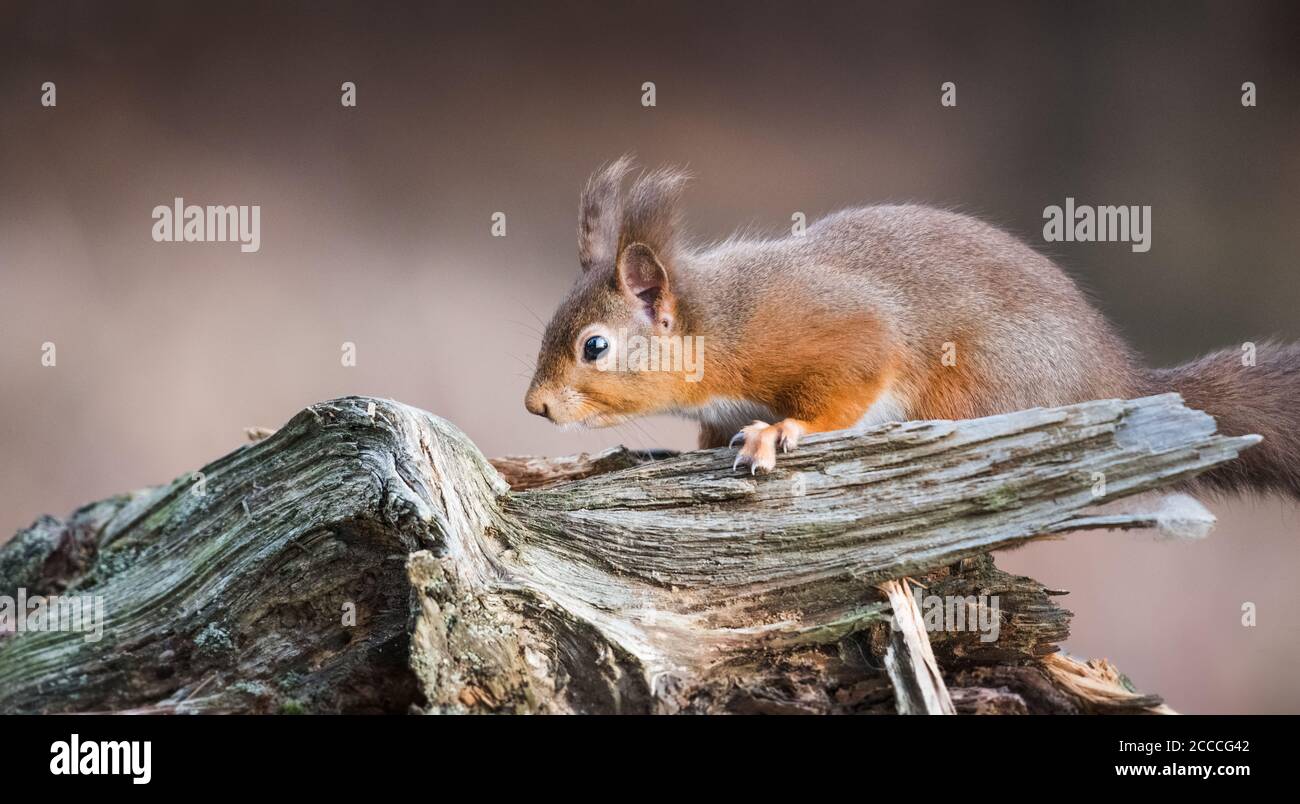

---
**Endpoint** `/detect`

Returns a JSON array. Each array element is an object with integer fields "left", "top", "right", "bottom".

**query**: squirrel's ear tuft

[
  {"left": 617, "top": 242, "right": 673, "bottom": 326},
  {"left": 619, "top": 165, "right": 691, "bottom": 270},
  {"left": 578, "top": 155, "right": 634, "bottom": 272}
]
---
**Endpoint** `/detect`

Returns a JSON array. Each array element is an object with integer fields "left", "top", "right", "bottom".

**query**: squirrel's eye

[{"left": 582, "top": 335, "right": 609, "bottom": 362}]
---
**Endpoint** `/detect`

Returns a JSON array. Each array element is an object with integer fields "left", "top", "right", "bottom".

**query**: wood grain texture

[{"left": 0, "top": 394, "right": 1255, "bottom": 713}]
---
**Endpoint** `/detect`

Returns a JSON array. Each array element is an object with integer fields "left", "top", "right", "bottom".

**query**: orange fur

[{"left": 530, "top": 158, "right": 1300, "bottom": 490}]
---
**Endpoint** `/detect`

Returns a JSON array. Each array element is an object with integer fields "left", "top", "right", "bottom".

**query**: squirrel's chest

[
  {"left": 686, "top": 388, "right": 909, "bottom": 433},
  {"left": 687, "top": 398, "right": 780, "bottom": 433}
]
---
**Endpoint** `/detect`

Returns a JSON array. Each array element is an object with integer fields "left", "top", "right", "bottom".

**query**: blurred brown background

[{"left": 2, "top": 0, "right": 1298, "bottom": 713}]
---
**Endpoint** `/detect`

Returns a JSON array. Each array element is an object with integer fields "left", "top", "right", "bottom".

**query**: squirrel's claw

[{"left": 731, "top": 419, "right": 805, "bottom": 474}]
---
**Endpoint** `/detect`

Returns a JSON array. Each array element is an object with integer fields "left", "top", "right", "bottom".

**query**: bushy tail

[{"left": 1147, "top": 340, "right": 1300, "bottom": 499}]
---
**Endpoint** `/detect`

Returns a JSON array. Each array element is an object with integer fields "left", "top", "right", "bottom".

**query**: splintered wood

[{"left": 879, "top": 579, "right": 956, "bottom": 715}]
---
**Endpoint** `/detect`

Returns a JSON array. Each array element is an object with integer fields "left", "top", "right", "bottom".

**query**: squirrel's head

[{"left": 526, "top": 157, "right": 699, "bottom": 427}]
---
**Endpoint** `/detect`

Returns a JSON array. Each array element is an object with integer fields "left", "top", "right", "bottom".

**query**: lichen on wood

[{"left": 0, "top": 394, "right": 1255, "bottom": 713}]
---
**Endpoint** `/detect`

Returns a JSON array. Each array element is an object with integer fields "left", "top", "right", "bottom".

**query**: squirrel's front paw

[{"left": 730, "top": 419, "right": 804, "bottom": 474}]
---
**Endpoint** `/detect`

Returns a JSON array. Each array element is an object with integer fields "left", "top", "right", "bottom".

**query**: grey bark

[{"left": 0, "top": 394, "right": 1256, "bottom": 714}]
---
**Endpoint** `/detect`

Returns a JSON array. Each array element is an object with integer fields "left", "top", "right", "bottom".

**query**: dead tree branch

[{"left": 0, "top": 394, "right": 1255, "bottom": 713}]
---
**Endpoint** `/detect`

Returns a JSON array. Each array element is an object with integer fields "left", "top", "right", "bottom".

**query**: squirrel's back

[
  {"left": 695, "top": 204, "right": 1146, "bottom": 419},
  {"left": 703, "top": 204, "right": 1300, "bottom": 497}
]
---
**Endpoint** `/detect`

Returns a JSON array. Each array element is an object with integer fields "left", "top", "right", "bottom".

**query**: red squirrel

[{"left": 525, "top": 157, "right": 1300, "bottom": 498}]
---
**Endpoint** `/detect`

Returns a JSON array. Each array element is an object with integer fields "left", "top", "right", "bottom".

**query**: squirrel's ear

[
  {"left": 578, "top": 155, "right": 634, "bottom": 272},
  {"left": 619, "top": 164, "right": 690, "bottom": 272},
  {"left": 617, "top": 242, "right": 674, "bottom": 327}
]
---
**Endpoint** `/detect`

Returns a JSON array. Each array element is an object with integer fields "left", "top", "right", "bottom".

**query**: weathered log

[{"left": 0, "top": 394, "right": 1257, "bottom": 713}]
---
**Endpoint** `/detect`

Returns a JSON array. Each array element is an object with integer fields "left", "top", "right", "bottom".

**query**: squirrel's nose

[{"left": 524, "top": 387, "right": 552, "bottom": 420}]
